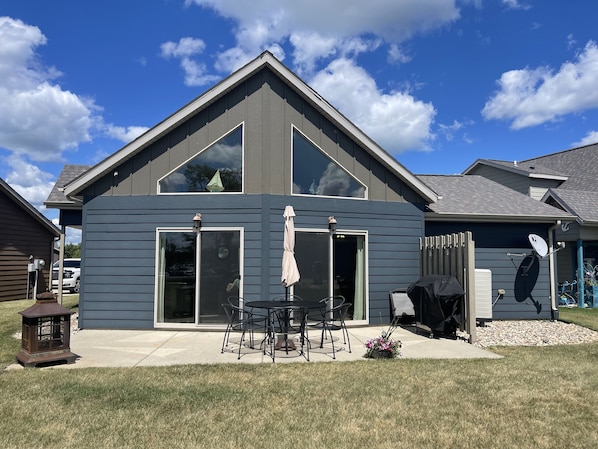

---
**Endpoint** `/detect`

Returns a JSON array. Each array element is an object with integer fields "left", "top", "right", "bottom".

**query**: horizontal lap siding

[
  {"left": 80, "top": 195, "right": 263, "bottom": 329},
  {"left": 80, "top": 194, "right": 424, "bottom": 328},
  {"left": 267, "top": 196, "right": 423, "bottom": 324},
  {"left": 0, "top": 193, "right": 55, "bottom": 301}
]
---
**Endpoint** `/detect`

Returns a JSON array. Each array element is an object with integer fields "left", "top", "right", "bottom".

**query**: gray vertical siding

[
  {"left": 85, "top": 68, "right": 425, "bottom": 206},
  {"left": 79, "top": 194, "right": 424, "bottom": 329}
]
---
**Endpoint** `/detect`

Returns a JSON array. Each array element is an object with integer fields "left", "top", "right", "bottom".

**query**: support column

[
  {"left": 577, "top": 239, "right": 584, "bottom": 308},
  {"left": 57, "top": 225, "right": 66, "bottom": 305}
]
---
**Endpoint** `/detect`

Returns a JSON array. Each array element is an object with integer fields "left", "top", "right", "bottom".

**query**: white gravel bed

[{"left": 466, "top": 320, "right": 598, "bottom": 348}]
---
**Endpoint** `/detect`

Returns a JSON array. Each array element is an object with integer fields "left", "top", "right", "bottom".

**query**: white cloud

[
  {"left": 105, "top": 124, "right": 149, "bottom": 143},
  {"left": 0, "top": 17, "right": 95, "bottom": 162},
  {"left": 184, "top": 1, "right": 454, "bottom": 153},
  {"left": 388, "top": 44, "right": 412, "bottom": 64},
  {"left": 310, "top": 58, "right": 436, "bottom": 152},
  {"left": 160, "top": 36, "right": 221, "bottom": 86},
  {"left": 189, "top": 0, "right": 460, "bottom": 72},
  {"left": 438, "top": 119, "right": 474, "bottom": 142},
  {"left": 573, "top": 130, "right": 598, "bottom": 147},
  {"left": 482, "top": 41, "right": 598, "bottom": 129},
  {"left": 502, "top": 0, "right": 531, "bottom": 10},
  {"left": 161, "top": 37, "right": 207, "bottom": 58},
  {"left": 3, "top": 154, "right": 55, "bottom": 212}
]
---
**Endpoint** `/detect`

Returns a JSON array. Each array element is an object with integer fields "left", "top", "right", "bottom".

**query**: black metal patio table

[{"left": 245, "top": 300, "right": 323, "bottom": 362}]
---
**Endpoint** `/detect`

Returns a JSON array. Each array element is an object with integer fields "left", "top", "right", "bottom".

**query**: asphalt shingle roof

[
  {"left": 484, "top": 159, "right": 568, "bottom": 178},
  {"left": 546, "top": 189, "right": 598, "bottom": 223},
  {"left": 45, "top": 164, "right": 92, "bottom": 207},
  {"left": 418, "top": 174, "right": 572, "bottom": 220},
  {"left": 524, "top": 143, "right": 598, "bottom": 191}
]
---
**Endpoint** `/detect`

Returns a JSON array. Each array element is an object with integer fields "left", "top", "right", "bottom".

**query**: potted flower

[{"left": 364, "top": 319, "right": 402, "bottom": 359}]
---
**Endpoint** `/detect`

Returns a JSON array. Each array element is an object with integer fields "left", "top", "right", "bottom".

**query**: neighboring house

[
  {"left": 464, "top": 144, "right": 598, "bottom": 305},
  {"left": 47, "top": 51, "right": 439, "bottom": 330},
  {"left": 0, "top": 178, "right": 60, "bottom": 301},
  {"left": 418, "top": 174, "right": 573, "bottom": 320}
]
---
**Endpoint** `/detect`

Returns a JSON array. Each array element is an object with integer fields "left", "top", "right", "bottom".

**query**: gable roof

[
  {"left": 463, "top": 158, "right": 568, "bottom": 181},
  {"left": 0, "top": 178, "right": 60, "bottom": 236},
  {"left": 543, "top": 189, "right": 598, "bottom": 224},
  {"left": 45, "top": 164, "right": 92, "bottom": 209},
  {"left": 64, "top": 51, "right": 437, "bottom": 203},
  {"left": 524, "top": 143, "right": 598, "bottom": 191},
  {"left": 418, "top": 174, "right": 573, "bottom": 222},
  {"left": 462, "top": 143, "right": 598, "bottom": 224}
]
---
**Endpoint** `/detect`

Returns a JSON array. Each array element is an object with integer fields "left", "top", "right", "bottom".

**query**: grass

[
  {"left": 558, "top": 306, "right": 598, "bottom": 331},
  {"left": 1, "top": 300, "right": 597, "bottom": 448}
]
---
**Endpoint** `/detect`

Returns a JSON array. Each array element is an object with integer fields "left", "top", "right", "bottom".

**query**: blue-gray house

[{"left": 48, "top": 51, "right": 439, "bottom": 330}]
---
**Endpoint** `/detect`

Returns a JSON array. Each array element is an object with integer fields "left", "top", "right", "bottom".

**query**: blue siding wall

[
  {"left": 476, "top": 248, "right": 551, "bottom": 320},
  {"left": 79, "top": 194, "right": 424, "bottom": 329},
  {"left": 426, "top": 222, "right": 553, "bottom": 320}
]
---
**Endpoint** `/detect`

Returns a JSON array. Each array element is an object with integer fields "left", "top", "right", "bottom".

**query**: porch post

[{"left": 577, "top": 239, "right": 584, "bottom": 308}]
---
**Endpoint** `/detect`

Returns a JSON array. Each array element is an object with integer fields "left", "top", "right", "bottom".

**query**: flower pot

[{"left": 370, "top": 350, "right": 394, "bottom": 359}]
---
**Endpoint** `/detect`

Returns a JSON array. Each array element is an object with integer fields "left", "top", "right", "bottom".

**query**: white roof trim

[{"left": 65, "top": 51, "right": 437, "bottom": 203}]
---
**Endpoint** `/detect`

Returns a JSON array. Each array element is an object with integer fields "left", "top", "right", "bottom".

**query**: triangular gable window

[
  {"left": 292, "top": 127, "right": 366, "bottom": 198},
  {"left": 159, "top": 125, "right": 243, "bottom": 193}
]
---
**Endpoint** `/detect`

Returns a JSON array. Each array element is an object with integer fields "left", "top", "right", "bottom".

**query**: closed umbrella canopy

[{"left": 281, "top": 205, "right": 300, "bottom": 288}]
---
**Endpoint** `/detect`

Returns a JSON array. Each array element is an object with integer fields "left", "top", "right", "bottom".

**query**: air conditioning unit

[{"left": 474, "top": 269, "right": 492, "bottom": 322}]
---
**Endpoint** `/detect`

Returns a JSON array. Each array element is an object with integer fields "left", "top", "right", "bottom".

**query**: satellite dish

[{"left": 528, "top": 234, "right": 548, "bottom": 258}]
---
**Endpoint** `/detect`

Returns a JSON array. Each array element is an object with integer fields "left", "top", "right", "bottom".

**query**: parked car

[{"left": 52, "top": 258, "right": 81, "bottom": 293}]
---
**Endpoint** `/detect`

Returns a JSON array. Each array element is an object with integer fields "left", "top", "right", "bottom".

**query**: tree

[{"left": 64, "top": 243, "right": 81, "bottom": 258}]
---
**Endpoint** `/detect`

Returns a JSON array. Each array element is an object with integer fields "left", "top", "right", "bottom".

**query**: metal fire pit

[{"left": 16, "top": 291, "right": 77, "bottom": 367}]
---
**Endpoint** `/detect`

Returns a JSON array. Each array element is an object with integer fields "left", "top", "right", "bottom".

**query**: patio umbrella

[
  {"left": 206, "top": 169, "right": 224, "bottom": 192},
  {"left": 281, "top": 205, "right": 300, "bottom": 298}
]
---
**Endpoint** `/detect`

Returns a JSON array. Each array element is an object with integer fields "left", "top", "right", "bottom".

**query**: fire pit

[{"left": 16, "top": 291, "right": 77, "bottom": 367}]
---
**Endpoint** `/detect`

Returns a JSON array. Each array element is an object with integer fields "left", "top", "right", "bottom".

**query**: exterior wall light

[
  {"left": 328, "top": 216, "right": 337, "bottom": 234},
  {"left": 193, "top": 213, "right": 202, "bottom": 232}
]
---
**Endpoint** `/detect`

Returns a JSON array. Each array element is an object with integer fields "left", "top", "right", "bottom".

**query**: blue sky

[{"left": 2, "top": 0, "right": 598, "bottom": 236}]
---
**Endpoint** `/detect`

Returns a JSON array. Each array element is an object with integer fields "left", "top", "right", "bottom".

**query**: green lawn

[{"left": 1, "top": 299, "right": 597, "bottom": 449}]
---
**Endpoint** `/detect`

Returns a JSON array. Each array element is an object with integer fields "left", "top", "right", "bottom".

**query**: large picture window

[
  {"left": 159, "top": 124, "right": 243, "bottom": 193},
  {"left": 292, "top": 127, "right": 366, "bottom": 198}
]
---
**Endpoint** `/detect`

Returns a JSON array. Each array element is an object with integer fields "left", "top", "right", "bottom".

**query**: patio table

[{"left": 245, "top": 299, "right": 323, "bottom": 361}]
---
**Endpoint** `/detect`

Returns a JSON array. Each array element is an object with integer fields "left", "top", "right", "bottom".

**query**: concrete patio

[{"left": 20, "top": 324, "right": 502, "bottom": 369}]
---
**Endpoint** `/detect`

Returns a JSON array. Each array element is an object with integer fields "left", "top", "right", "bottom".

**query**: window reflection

[
  {"left": 292, "top": 128, "right": 365, "bottom": 198},
  {"left": 160, "top": 125, "right": 243, "bottom": 193}
]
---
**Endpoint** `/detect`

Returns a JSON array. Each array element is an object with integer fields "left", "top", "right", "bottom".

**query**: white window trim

[
  {"left": 157, "top": 122, "right": 245, "bottom": 195},
  {"left": 291, "top": 124, "right": 368, "bottom": 200},
  {"left": 153, "top": 226, "right": 244, "bottom": 330},
  {"left": 295, "top": 227, "right": 369, "bottom": 325}
]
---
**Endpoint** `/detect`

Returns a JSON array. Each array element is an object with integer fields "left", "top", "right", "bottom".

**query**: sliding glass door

[
  {"left": 156, "top": 229, "right": 241, "bottom": 326},
  {"left": 294, "top": 231, "right": 367, "bottom": 322}
]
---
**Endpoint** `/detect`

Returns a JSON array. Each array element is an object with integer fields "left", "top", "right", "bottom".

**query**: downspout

[{"left": 547, "top": 221, "right": 560, "bottom": 321}]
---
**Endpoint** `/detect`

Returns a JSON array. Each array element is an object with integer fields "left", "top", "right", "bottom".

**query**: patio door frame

[
  {"left": 154, "top": 226, "right": 244, "bottom": 329},
  {"left": 295, "top": 227, "right": 369, "bottom": 325}
]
